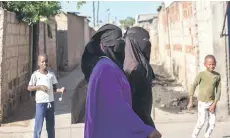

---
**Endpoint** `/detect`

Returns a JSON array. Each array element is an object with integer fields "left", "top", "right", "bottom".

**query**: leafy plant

[
  {"left": 1, "top": 1, "right": 61, "bottom": 25},
  {"left": 77, "top": 1, "right": 86, "bottom": 9},
  {"left": 120, "top": 17, "right": 135, "bottom": 28},
  {"left": 157, "top": 6, "right": 162, "bottom": 12}
]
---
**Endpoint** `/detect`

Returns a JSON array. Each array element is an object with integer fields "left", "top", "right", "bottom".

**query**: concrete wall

[
  {"left": 55, "top": 13, "right": 68, "bottom": 70},
  {"left": 56, "top": 13, "right": 95, "bottom": 71},
  {"left": 67, "top": 14, "right": 85, "bottom": 70},
  {"left": 157, "top": 1, "right": 230, "bottom": 119},
  {"left": 90, "top": 27, "right": 96, "bottom": 37},
  {"left": 196, "top": 1, "right": 229, "bottom": 120},
  {"left": 84, "top": 19, "right": 90, "bottom": 46},
  {"left": 45, "top": 18, "right": 57, "bottom": 74},
  {"left": 0, "top": 9, "right": 31, "bottom": 122},
  {"left": 148, "top": 18, "right": 159, "bottom": 65},
  {"left": 38, "top": 18, "right": 57, "bottom": 74}
]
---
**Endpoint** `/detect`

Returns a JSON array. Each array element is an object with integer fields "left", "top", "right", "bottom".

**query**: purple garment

[{"left": 84, "top": 57, "right": 154, "bottom": 138}]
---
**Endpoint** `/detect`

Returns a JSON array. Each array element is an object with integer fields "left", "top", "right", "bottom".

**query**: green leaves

[
  {"left": 2, "top": 1, "right": 61, "bottom": 25},
  {"left": 119, "top": 17, "right": 135, "bottom": 28},
  {"left": 77, "top": 1, "right": 86, "bottom": 10}
]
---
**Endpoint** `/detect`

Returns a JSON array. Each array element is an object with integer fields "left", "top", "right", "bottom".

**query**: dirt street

[
  {"left": 151, "top": 64, "right": 198, "bottom": 114},
  {"left": 2, "top": 64, "right": 198, "bottom": 127}
]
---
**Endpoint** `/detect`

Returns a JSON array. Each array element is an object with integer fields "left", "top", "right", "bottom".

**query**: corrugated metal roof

[{"left": 137, "top": 14, "right": 158, "bottom": 22}]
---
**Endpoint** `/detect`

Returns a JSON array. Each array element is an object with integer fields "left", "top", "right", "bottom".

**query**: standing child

[
  {"left": 27, "top": 54, "right": 65, "bottom": 138},
  {"left": 187, "top": 54, "right": 221, "bottom": 138}
]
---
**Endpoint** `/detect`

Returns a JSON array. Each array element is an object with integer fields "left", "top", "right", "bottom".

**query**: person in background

[
  {"left": 187, "top": 54, "right": 221, "bottom": 138},
  {"left": 27, "top": 54, "right": 65, "bottom": 138},
  {"left": 81, "top": 24, "right": 161, "bottom": 138},
  {"left": 123, "top": 27, "right": 156, "bottom": 128}
]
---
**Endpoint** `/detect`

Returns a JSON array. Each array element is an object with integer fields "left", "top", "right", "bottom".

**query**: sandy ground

[{"left": 1, "top": 64, "right": 198, "bottom": 127}]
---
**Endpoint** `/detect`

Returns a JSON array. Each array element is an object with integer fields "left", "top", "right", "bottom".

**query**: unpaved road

[
  {"left": 152, "top": 64, "right": 198, "bottom": 114},
  {"left": 2, "top": 64, "right": 198, "bottom": 127}
]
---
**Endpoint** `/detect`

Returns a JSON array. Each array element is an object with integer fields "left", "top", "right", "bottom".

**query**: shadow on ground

[{"left": 1, "top": 98, "right": 36, "bottom": 127}]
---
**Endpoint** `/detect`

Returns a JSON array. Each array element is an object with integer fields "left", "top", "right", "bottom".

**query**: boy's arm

[
  {"left": 215, "top": 75, "right": 221, "bottom": 103},
  {"left": 189, "top": 73, "right": 201, "bottom": 102},
  {"left": 209, "top": 75, "right": 221, "bottom": 111},
  {"left": 53, "top": 84, "right": 63, "bottom": 93},
  {"left": 52, "top": 73, "right": 64, "bottom": 93},
  {"left": 27, "top": 73, "right": 38, "bottom": 91},
  {"left": 28, "top": 85, "right": 41, "bottom": 91}
]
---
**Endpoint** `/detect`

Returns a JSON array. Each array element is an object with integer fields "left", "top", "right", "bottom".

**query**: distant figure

[
  {"left": 187, "top": 54, "right": 221, "bottom": 138},
  {"left": 81, "top": 24, "right": 161, "bottom": 138},
  {"left": 27, "top": 54, "right": 66, "bottom": 138},
  {"left": 123, "top": 27, "right": 156, "bottom": 128}
]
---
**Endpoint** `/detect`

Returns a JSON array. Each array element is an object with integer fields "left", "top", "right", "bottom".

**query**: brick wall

[
  {"left": 0, "top": 9, "right": 58, "bottom": 122},
  {"left": 0, "top": 9, "right": 31, "bottom": 122},
  {"left": 157, "top": 1, "right": 230, "bottom": 119},
  {"left": 157, "top": 1, "right": 198, "bottom": 90}
]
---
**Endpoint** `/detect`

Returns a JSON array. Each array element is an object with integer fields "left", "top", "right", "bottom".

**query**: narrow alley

[
  {"left": 0, "top": 1, "right": 230, "bottom": 138},
  {"left": 0, "top": 66, "right": 85, "bottom": 137},
  {"left": 0, "top": 64, "right": 229, "bottom": 138}
]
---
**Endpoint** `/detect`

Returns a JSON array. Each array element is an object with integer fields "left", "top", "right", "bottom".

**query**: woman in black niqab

[
  {"left": 75, "top": 24, "right": 125, "bottom": 123},
  {"left": 123, "top": 26, "right": 156, "bottom": 128},
  {"left": 81, "top": 24, "right": 125, "bottom": 82}
]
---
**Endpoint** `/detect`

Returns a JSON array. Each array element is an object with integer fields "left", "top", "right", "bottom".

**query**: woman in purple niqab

[{"left": 81, "top": 24, "right": 161, "bottom": 138}]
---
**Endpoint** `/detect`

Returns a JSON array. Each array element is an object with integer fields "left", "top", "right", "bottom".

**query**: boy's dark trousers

[{"left": 34, "top": 102, "right": 55, "bottom": 138}]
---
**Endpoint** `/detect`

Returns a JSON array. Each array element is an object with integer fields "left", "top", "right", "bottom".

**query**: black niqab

[
  {"left": 123, "top": 27, "right": 156, "bottom": 128},
  {"left": 123, "top": 27, "right": 155, "bottom": 82},
  {"left": 81, "top": 24, "right": 125, "bottom": 82}
]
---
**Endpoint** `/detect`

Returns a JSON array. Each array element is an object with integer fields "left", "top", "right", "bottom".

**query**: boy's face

[
  {"left": 204, "top": 57, "right": 216, "bottom": 72},
  {"left": 38, "top": 56, "right": 48, "bottom": 70}
]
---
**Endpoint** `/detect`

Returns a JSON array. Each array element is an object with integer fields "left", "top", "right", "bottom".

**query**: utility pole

[
  {"left": 108, "top": 12, "right": 110, "bottom": 23},
  {"left": 114, "top": 16, "right": 117, "bottom": 25},
  {"left": 93, "top": 1, "right": 95, "bottom": 27},
  {"left": 106, "top": 8, "right": 110, "bottom": 23},
  {"left": 97, "top": 1, "right": 99, "bottom": 26}
]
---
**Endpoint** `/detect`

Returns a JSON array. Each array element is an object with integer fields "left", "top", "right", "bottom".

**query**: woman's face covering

[
  {"left": 112, "top": 38, "right": 126, "bottom": 65},
  {"left": 141, "top": 40, "right": 151, "bottom": 61}
]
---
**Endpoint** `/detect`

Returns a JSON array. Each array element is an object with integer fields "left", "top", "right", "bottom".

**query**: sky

[{"left": 61, "top": 1, "right": 162, "bottom": 25}]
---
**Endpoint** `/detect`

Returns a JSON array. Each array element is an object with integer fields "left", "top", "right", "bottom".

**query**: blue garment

[{"left": 34, "top": 102, "right": 55, "bottom": 138}]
